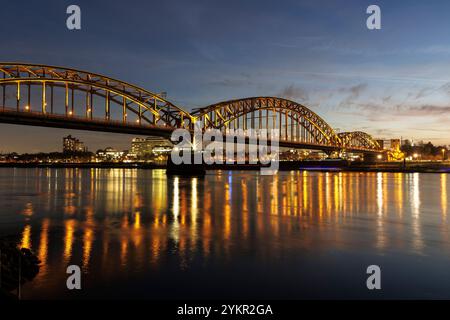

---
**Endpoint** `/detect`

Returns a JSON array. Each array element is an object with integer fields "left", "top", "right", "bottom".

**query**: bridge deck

[
  {"left": 0, "top": 107, "right": 174, "bottom": 138},
  {"left": 0, "top": 107, "right": 379, "bottom": 154}
]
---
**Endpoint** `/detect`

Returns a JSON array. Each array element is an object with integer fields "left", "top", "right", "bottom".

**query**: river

[{"left": 0, "top": 168, "right": 449, "bottom": 299}]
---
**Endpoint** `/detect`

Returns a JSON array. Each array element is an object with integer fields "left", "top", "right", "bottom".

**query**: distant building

[
  {"left": 376, "top": 140, "right": 384, "bottom": 149},
  {"left": 376, "top": 139, "right": 401, "bottom": 150},
  {"left": 96, "top": 147, "right": 125, "bottom": 162},
  {"left": 131, "top": 136, "right": 173, "bottom": 158},
  {"left": 402, "top": 139, "right": 412, "bottom": 147},
  {"left": 390, "top": 139, "right": 401, "bottom": 150},
  {"left": 63, "top": 135, "right": 87, "bottom": 153}
]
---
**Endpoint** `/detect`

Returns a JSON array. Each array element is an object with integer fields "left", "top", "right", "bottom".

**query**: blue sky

[{"left": 1, "top": 0, "right": 450, "bottom": 152}]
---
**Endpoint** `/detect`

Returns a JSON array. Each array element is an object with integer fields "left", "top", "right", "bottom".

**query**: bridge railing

[{"left": 0, "top": 105, "right": 175, "bottom": 131}]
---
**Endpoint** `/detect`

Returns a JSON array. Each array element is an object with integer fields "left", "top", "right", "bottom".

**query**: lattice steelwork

[
  {"left": 338, "top": 131, "right": 381, "bottom": 151},
  {"left": 0, "top": 63, "right": 193, "bottom": 129},
  {"left": 192, "top": 97, "right": 343, "bottom": 147},
  {"left": 0, "top": 63, "right": 382, "bottom": 153}
]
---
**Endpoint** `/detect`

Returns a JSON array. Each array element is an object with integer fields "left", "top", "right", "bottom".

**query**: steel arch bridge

[
  {"left": 192, "top": 97, "right": 341, "bottom": 145},
  {"left": 0, "top": 63, "right": 382, "bottom": 153},
  {"left": 0, "top": 63, "right": 193, "bottom": 136},
  {"left": 191, "top": 97, "right": 381, "bottom": 153},
  {"left": 338, "top": 131, "right": 381, "bottom": 151}
]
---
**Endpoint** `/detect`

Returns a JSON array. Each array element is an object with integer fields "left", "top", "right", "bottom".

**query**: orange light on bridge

[{"left": 0, "top": 64, "right": 382, "bottom": 153}]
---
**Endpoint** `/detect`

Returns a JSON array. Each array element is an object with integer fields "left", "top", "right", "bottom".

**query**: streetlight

[
  {"left": 413, "top": 153, "right": 419, "bottom": 160},
  {"left": 442, "top": 148, "right": 446, "bottom": 161}
]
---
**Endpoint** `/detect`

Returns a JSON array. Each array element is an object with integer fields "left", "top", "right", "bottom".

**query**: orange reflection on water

[
  {"left": 134, "top": 212, "right": 141, "bottom": 230},
  {"left": 16, "top": 168, "right": 450, "bottom": 286},
  {"left": 38, "top": 219, "right": 50, "bottom": 265},
  {"left": 171, "top": 177, "right": 180, "bottom": 243},
  {"left": 63, "top": 219, "right": 76, "bottom": 262},
  {"left": 241, "top": 179, "right": 249, "bottom": 238},
  {"left": 151, "top": 170, "right": 167, "bottom": 215},
  {"left": 190, "top": 178, "right": 198, "bottom": 242},
  {"left": 202, "top": 180, "right": 212, "bottom": 257},
  {"left": 82, "top": 207, "right": 95, "bottom": 271},
  {"left": 20, "top": 225, "right": 32, "bottom": 249},
  {"left": 395, "top": 173, "right": 404, "bottom": 216},
  {"left": 442, "top": 174, "right": 448, "bottom": 218},
  {"left": 34, "top": 218, "right": 50, "bottom": 284},
  {"left": 376, "top": 172, "right": 386, "bottom": 250},
  {"left": 224, "top": 177, "right": 231, "bottom": 241},
  {"left": 410, "top": 173, "right": 423, "bottom": 254}
]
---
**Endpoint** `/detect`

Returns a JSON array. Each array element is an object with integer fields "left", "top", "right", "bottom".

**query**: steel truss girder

[
  {"left": 338, "top": 131, "right": 381, "bottom": 151},
  {"left": 192, "top": 97, "right": 342, "bottom": 147},
  {"left": 0, "top": 64, "right": 382, "bottom": 152},
  {"left": 0, "top": 63, "right": 193, "bottom": 128}
]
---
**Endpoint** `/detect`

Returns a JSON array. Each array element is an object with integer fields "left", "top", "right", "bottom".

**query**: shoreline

[{"left": 0, "top": 161, "right": 449, "bottom": 173}]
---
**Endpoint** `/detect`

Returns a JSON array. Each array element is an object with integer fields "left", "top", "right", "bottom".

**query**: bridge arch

[
  {"left": 191, "top": 97, "right": 342, "bottom": 146},
  {"left": 0, "top": 64, "right": 382, "bottom": 152},
  {"left": 0, "top": 63, "right": 193, "bottom": 128},
  {"left": 338, "top": 131, "right": 381, "bottom": 151}
]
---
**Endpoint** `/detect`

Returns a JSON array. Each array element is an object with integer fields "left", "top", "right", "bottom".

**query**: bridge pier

[
  {"left": 166, "top": 152, "right": 206, "bottom": 176},
  {"left": 363, "top": 153, "right": 382, "bottom": 163}
]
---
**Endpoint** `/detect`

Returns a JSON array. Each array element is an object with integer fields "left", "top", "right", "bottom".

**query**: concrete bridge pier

[{"left": 166, "top": 152, "right": 206, "bottom": 176}]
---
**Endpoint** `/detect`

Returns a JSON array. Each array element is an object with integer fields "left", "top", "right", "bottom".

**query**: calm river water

[{"left": 1, "top": 168, "right": 450, "bottom": 299}]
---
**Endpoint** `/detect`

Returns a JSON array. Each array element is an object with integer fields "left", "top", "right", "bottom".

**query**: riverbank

[
  {"left": 209, "top": 161, "right": 450, "bottom": 173},
  {"left": 0, "top": 237, "right": 40, "bottom": 300}
]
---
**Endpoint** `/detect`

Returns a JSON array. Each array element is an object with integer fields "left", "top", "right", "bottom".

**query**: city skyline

[{"left": 2, "top": 0, "right": 450, "bottom": 151}]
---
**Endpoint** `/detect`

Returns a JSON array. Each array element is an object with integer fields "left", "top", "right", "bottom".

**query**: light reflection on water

[{"left": 0, "top": 168, "right": 450, "bottom": 299}]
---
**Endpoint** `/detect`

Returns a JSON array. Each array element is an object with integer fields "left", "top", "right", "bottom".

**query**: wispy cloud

[
  {"left": 338, "top": 83, "right": 367, "bottom": 108},
  {"left": 277, "top": 84, "right": 309, "bottom": 101}
]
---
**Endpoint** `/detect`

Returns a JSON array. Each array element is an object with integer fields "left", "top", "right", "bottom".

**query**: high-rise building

[
  {"left": 376, "top": 139, "right": 401, "bottom": 151},
  {"left": 131, "top": 136, "right": 172, "bottom": 158},
  {"left": 96, "top": 147, "right": 124, "bottom": 162},
  {"left": 63, "top": 135, "right": 87, "bottom": 153},
  {"left": 390, "top": 139, "right": 401, "bottom": 150}
]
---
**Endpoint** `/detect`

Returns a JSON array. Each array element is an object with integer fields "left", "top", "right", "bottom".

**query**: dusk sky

[{"left": 1, "top": 0, "right": 450, "bottom": 152}]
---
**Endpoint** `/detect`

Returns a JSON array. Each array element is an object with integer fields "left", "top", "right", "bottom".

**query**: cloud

[
  {"left": 413, "top": 87, "right": 434, "bottom": 100},
  {"left": 351, "top": 102, "right": 450, "bottom": 123},
  {"left": 403, "top": 105, "right": 450, "bottom": 115},
  {"left": 278, "top": 84, "right": 309, "bottom": 101},
  {"left": 382, "top": 95, "right": 392, "bottom": 104},
  {"left": 338, "top": 83, "right": 368, "bottom": 108},
  {"left": 207, "top": 73, "right": 254, "bottom": 88}
]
